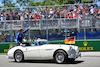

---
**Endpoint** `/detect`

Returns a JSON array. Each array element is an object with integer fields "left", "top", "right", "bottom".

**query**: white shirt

[{"left": 90, "top": 8, "right": 94, "bottom": 14}]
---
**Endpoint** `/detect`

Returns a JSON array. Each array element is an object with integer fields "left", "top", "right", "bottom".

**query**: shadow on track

[{"left": 11, "top": 60, "right": 84, "bottom": 64}]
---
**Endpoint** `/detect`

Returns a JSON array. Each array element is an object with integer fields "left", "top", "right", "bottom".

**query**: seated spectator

[
  {"left": 56, "top": 11, "right": 60, "bottom": 18},
  {"left": 66, "top": 14, "right": 69, "bottom": 18},
  {"left": 0, "top": 35, "right": 6, "bottom": 42},
  {"left": 1, "top": 14, "right": 5, "bottom": 21},
  {"left": 6, "top": 14, "right": 10, "bottom": 20},
  {"left": 79, "top": 12, "right": 83, "bottom": 21},
  {"left": 34, "top": 14, "right": 40, "bottom": 19},
  {"left": 90, "top": 6, "right": 94, "bottom": 15},
  {"left": 69, "top": 13, "right": 73, "bottom": 18},
  {"left": 73, "top": 12, "right": 78, "bottom": 18}
]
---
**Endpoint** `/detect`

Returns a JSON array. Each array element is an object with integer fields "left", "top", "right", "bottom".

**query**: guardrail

[
  {"left": 0, "top": 18, "right": 79, "bottom": 31},
  {"left": 0, "top": 17, "right": 100, "bottom": 31}
]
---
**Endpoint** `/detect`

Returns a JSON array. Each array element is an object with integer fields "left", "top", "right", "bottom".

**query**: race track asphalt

[{"left": 0, "top": 52, "right": 100, "bottom": 67}]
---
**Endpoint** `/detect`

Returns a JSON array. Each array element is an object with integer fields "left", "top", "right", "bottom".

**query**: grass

[{"left": 0, "top": 53, "right": 6, "bottom": 55}]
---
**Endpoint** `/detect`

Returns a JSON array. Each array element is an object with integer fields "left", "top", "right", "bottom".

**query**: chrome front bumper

[
  {"left": 6, "top": 54, "right": 13, "bottom": 59},
  {"left": 68, "top": 53, "right": 81, "bottom": 58}
]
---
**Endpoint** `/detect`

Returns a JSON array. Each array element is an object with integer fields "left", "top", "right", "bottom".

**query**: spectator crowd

[
  {"left": 0, "top": 4, "right": 100, "bottom": 21},
  {"left": 0, "top": 4, "right": 100, "bottom": 42}
]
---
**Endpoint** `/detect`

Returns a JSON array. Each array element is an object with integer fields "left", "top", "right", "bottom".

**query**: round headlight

[{"left": 69, "top": 46, "right": 75, "bottom": 52}]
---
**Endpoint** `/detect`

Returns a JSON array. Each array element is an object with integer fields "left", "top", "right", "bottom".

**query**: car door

[
  {"left": 25, "top": 46, "right": 41, "bottom": 60},
  {"left": 38, "top": 45, "right": 54, "bottom": 59}
]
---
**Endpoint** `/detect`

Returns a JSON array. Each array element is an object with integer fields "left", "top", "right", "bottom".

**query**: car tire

[
  {"left": 54, "top": 50, "right": 68, "bottom": 64},
  {"left": 14, "top": 50, "right": 24, "bottom": 62}
]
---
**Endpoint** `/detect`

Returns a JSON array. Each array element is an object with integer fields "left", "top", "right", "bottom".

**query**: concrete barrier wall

[{"left": 0, "top": 40, "right": 100, "bottom": 53}]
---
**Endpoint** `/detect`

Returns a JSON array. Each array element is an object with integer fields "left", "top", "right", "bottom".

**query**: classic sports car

[{"left": 6, "top": 38, "right": 81, "bottom": 64}]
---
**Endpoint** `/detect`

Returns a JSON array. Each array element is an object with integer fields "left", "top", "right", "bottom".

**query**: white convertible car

[{"left": 6, "top": 38, "right": 81, "bottom": 64}]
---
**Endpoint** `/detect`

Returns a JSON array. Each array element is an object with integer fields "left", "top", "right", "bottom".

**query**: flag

[{"left": 65, "top": 39, "right": 75, "bottom": 44}]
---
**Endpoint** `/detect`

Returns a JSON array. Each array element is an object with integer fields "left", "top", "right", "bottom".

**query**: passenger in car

[{"left": 16, "top": 26, "right": 31, "bottom": 46}]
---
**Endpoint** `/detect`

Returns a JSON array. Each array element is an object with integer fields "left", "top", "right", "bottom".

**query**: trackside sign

[
  {"left": 79, "top": 41, "right": 94, "bottom": 51},
  {"left": 0, "top": 40, "right": 100, "bottom": 53}
]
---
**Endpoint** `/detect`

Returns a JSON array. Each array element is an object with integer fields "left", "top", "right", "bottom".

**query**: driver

[{"left": 16, "top": 26, "right": 31, "bottom": 46}]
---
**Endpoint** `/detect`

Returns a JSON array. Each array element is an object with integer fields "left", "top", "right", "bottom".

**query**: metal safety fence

[{"left": 0, "top": 3, "right": 100, "bottom": 42}]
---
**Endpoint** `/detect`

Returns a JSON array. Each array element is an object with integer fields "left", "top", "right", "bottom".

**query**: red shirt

[
  {"left": 60, "top": 11, "right": 63, "bottom": 15},
  {"left": 66, "top": 15, "right": 68, "bottom": 18},
  {"left": 69, "top": 14, "right": 73, "bottom": 18},
  {"left": 37, "top": 17, "right": 40, "bottom": 19},
  {"left": 34, "top": 17, "right": 40, "bottom": 19},
  {"left": 73, "top": 14, "right": 77, "bottom": 18},
  {"left": 53, "top": 9, "right": 56, "bottom": 13},
  {"left": 34, "top": 17, "right": 37, "bottom": 19}
]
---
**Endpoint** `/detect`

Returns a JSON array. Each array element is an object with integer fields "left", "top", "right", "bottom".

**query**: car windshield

[{"left": 38, "top": 41, "right": 49, "bottom": 45}]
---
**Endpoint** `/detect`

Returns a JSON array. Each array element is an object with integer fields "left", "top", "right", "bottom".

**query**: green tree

[
  {"left": 81, "top": 0, "right": 93, "bottom": 3},
  {"left": 16, "top": 0, "right": 30, "bottom": 7},
  {"left": 53, "top": 0, "right": 75, "bottom": 5},
  {"left": 41, "top": 0, "right": 55, "bottom": 6},
  {"left": 29, "top": 1, "right": 41, "bottom": 6},
  {"left": 29, "top": 0, "right": 55, "bottom": 6},
  {"left": 29, "top": 0, "right": 75, "bottom": 6},
  {"left": 28, "top": 0, "right": 96, "bottom": 6},
  {"left": 2, "top": 0, "right": 15, "bottom": 7}
]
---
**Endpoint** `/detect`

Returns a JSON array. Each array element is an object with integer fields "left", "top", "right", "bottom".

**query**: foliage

[
  {"left": 81, "top": 0, "right": 94, "bottom": 3},
  {"left": 29, "top": 0, "right": 94, "bottom": 6},
  {"left": 0, "top": 0, "right": 97, "bottom": 7},
  {"left": 1, "top": 0, "right": 15, "bottom": 7},
  {"left": 16, "top": 0, "right": 30, "bottom": 6},
  {"left": 54, "top": 0, "right": 75, "bottom": 5}
]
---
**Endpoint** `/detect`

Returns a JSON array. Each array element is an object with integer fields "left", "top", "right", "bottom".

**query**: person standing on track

[{"left": 16, "top": 26, "right": 31, "bottom": 46}]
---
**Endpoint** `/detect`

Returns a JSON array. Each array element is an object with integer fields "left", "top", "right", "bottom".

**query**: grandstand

[{"left": 0, "top": 3, "right": 100, "bottom": 42}]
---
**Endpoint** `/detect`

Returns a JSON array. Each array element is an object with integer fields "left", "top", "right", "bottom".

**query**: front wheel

[
  {"left": 14, "top": 50, "right": 24, "bottom": 62},
  {"left": 54, "top": 50, "right": 68, "bottom": 64}
]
